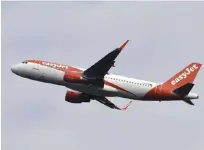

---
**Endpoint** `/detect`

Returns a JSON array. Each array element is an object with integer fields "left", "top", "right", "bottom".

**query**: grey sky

[{"left": 2, "top": 1, "right": 204, "bottom": 150}]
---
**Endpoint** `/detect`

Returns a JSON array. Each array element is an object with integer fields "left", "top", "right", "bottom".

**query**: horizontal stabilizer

[
  {"left": 173, "top": 83, "right": 194, "bottom": 95},
  {"left": 183, "top": 99, "right": 194, "bottom": 105}
]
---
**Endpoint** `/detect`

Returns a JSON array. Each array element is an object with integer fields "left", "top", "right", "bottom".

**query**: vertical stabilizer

[{"left": 162, "top": 63, "right": 202, "bottom": 91}]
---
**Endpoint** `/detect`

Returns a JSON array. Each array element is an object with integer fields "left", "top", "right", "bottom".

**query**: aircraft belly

[
  {"left": 118, "top": 86, "right": 147, "bottom": 99},
  {"left": 107, "top": 81, "right": 157, "bottom": 100}
]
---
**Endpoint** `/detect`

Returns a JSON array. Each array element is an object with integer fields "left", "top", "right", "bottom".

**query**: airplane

[{"left": 11, "top": 40, "right": 202, "bottom": 111}]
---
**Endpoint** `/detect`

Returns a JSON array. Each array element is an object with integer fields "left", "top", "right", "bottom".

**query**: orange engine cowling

[
  {"left": 65, "top": 91, "right": 90, "bottom": 103},
  {"left": 63, "top": 71, "right": 85, "bottom": 83}
]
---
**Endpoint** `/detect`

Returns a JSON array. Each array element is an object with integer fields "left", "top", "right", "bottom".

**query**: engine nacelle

[
  {"left": 63, "top": 71, "right": 86, "bottom": 83},
  {"left": 65, "top": 91, "right": 90, "bottom": 103}
]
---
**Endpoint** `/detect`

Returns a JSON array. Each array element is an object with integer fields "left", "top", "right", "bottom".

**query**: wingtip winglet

[
  {"left": 119, "top": 40, "right": 129, "bottom": 51},
  {"left": 122, "top": 101, "right": 132, "bottom": 111}
]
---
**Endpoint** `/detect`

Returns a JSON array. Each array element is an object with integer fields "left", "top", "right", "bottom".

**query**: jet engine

[{"left": 65, "top": 91, "right": 90, "bottom": 103}]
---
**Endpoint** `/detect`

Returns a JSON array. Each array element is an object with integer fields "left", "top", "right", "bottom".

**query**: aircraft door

[
  {"left": 155, "top": 84, "right": 162, "bottom": 95},
  {"left": 31, "top": 60, "right": 45, "bottom": 80}
]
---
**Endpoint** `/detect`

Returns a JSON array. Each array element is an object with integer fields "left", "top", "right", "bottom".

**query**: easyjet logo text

[
  {"left": 171, "top": 64, "right": 198, "bottom": 85},
  {"left": 42, "top": 62, "right": 69, "bottom": 69}
]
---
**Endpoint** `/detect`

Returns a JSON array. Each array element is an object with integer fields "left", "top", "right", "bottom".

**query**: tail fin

[{"left": 162, "top": 62, "right": 202, "bottom": 91}]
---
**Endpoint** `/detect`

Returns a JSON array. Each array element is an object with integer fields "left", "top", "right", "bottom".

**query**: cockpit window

[{"left": 22, "top": 61, "right": 28, "bottom": 64}]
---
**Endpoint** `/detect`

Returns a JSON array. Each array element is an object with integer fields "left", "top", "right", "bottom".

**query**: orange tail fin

[{"left": 162, "top": 62, "right": 202, "bottom": 91}]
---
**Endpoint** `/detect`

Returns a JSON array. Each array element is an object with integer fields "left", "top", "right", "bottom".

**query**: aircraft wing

[
  {"left": 95, "top": 96, "right": 132, "bottom": 111},
  {"left": 82, "top": 40, "right": 129, "bottom": 79}
]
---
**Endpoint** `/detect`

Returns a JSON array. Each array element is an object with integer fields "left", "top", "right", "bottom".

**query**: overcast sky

[{"left": 2, "top": 1, "right": 204, "bottom": 150}]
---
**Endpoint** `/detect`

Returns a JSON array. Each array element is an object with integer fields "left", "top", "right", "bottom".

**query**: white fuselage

[{"left": 11, "top": 61, "right": 158, "bottom": 101}]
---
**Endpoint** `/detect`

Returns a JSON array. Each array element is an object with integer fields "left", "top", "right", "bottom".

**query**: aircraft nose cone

[{"left": 11, "top": 65, "right": 19, "bottom": 74}]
